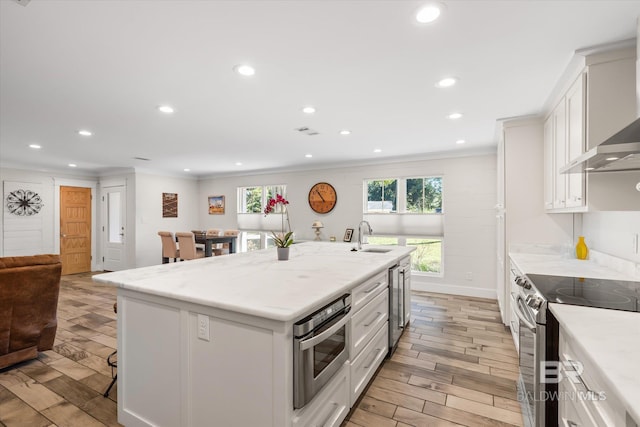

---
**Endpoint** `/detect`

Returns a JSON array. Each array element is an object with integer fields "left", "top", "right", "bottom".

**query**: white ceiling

[{"left": 1, "top": 0, "right": 639, "bottom": 178}]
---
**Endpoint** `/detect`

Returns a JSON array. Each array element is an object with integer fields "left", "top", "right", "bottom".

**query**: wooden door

[{"left": 60, "top": 186, "right": 92, "bottom": 275}]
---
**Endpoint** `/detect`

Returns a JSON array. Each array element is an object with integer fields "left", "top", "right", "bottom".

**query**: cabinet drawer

[
  {"left": 351, "top": 289, "right": 388, "bottom": 358},
  {"left": 351, "top": 271, "right": 387, "bottom": 313},
  {"left": 350, "top": 322, "right": 388, "bottom": 407},
  {"left": 292, "top": 363, "right": 350, "bottom": 427},
  {"left": 559, "top": 328, "right": 625, "bottom": 427}
]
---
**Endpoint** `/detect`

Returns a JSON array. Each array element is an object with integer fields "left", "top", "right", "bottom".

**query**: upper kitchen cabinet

[{"left": 544, "top": 45, "right": 639, "bottom": 212}]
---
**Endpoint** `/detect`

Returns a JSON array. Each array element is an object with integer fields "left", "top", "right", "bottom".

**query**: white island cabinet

[{"left": 93, "top": 242, "right": 414, "bottom": 427}]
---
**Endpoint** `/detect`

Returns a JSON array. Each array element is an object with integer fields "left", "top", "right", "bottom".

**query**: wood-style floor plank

[
  {"left": 344, "top": 290, "right": 523, "bottom": 427},
  {"left": 1, "top": 274, "right": 523, "bottom": 427}
]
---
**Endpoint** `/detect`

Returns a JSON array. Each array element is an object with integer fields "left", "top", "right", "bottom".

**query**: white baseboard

[{"left": 411, "top": 279, "right": 497, "bottom": 300}]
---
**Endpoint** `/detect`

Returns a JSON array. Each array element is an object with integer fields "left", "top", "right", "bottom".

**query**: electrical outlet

[
  {"left": 197, "top": 314, "right": 210, "bottom": 341},
  {"left": 465, "top": 272, "right": 473, "bottom": 281}
]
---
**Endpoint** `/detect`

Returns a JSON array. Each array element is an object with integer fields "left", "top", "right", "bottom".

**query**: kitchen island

[{"left": 94, "top": 242, "right": 414, "bottom": 427}]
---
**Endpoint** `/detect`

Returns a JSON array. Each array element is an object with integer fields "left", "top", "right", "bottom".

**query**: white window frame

[{"left": 364, "top": 176, "right": 444, "bottom": 276}]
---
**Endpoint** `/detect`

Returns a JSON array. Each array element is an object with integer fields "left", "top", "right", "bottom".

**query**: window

[
  {"left": 368, "top": 235, "right": 442, "bottom": 274},
  {"left": 406, "top": 177, "right": 442, "bottom": 213},
  {"left": 363, "top": 176, "right": 444, "bottom": 275},
  {"left": 237, "top": 185, "right": 286, "bottom": 230},
  {"left": 406, "top": 238, "right": 442, "bottom": 274},
  {"left": 366, "top": 179, "right": 397, "bottom": 213}
]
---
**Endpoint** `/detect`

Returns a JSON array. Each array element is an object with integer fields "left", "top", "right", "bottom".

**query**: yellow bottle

[{"left": 576, "top": 236, "right": 588, "bottom": 260}]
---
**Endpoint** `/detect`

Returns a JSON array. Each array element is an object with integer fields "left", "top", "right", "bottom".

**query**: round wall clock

[
  {"left": 6, "top": 189, "right": 44, "bottom": 216},
  {"left": 308, "top": 182, "right": 337, "bottom": 214}
]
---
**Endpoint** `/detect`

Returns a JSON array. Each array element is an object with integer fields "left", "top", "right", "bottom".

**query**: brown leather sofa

[{"left": 0, "top": 254, "right": 62, "bottom": 369}]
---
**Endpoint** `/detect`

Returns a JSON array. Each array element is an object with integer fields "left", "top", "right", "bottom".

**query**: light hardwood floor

[{"left": 0, "top": 273, "right": 522, "bottom": 427}]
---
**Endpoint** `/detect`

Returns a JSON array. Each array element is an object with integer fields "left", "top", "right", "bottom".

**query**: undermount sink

[{"left": 359, "top": 247, "right": 392, "bottom": 253}]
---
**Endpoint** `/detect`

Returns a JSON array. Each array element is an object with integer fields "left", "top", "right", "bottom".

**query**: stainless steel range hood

[{"left": 560, "top": 117, "right": 640, "bottom": 173}]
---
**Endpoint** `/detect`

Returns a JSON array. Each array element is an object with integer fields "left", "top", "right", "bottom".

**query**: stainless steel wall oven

[{"left": 293, "top": 294, "right": 351, "bottom": 409}]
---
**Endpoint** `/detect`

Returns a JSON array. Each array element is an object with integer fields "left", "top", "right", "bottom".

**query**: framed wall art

[
  {"left": 162, "top": 192, "right": 178, "bottom": 218},
  {"left": 208, "top": 195, "right": 225, "bottom": 215}
]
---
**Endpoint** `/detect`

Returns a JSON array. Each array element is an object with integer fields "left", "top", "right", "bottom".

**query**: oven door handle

[
  {"left": 299, "top": 310, "right": 350, "bottom": 351},
  {"left": 514, "top": 295, "right": 537, "bottom": 333}
]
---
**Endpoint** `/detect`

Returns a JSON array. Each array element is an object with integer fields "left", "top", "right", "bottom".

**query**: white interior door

[{"left": 102, "top": 185, "right": 127, "bottom": 271}]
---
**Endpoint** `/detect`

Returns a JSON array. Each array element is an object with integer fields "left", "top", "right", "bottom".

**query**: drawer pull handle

[
  {"left": 364, "top": 312, "right": 383, "bottom": 327},
  {"left": 566, "top": 359, "right": 594, "bottom": 393},
  {"left": 364, "top": 282, "right": 383, "bottom": 293},
  {"left": 364, "top": 348, "right": 385, "bottom": 369},
  {"left": 317, "top": 402, "right": 338, "bottom": 427},
  {"left": 562, "top": 419, "right": 578, "bottom": 427}
]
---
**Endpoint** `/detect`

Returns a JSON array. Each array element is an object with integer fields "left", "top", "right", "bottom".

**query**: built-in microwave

[{"left": 293, "top": 294, "right": 351, "bottom": 409}]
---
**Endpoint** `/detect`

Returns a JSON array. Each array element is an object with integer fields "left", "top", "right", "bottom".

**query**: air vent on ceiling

[
  {"left": 133, "top": 157, "right": 151, "bottom": 161},
  {"left": 294, "top": 126, "right": 319, "bottom": 136},
  {"left": 12, "top": 0, "right": 31, "bottom": 6}
]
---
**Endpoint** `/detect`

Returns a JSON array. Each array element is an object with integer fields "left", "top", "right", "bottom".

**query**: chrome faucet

[{"left": 357, "top": 220, "right": 373, "bottom": 250}]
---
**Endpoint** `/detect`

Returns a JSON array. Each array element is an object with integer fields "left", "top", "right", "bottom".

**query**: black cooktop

[{"left": 526, "top": 274, "right": 640, "bottom": 312}]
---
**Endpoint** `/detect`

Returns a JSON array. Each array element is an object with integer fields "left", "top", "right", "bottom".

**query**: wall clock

[
  {"left": 6, "top": 189, "right": 44, "bottom": 216},
  {"left": 308, "top": 182, "right": 337, "bottom": 214}
]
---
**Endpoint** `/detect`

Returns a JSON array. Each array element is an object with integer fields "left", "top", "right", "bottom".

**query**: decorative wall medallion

[{"left": 6, "top": 189, "right": 44, "bottom": 216}]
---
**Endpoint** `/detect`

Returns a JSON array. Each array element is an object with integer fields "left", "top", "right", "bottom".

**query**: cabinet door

[
  {"left": 552, "top": 100, "right": 567, "bottom": 209},
  {"left": 565, "top": 74, "right": 586, "bottom": 208},
  {"left": 543, "top": 116, "right": 555, "bottom": 210}
]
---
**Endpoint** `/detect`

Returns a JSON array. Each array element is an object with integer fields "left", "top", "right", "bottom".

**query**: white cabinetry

[
  {"left": 545, "top": 74, "right": 586, "bottom": 210},
  {"left": 544, "top": 47, "right": 637, "bottom": 213},
  {"left": 348, "top": 271, "right": 389, "bottom": 406},
  {"left": 495, "top": 118, "right": 573, "bottom": 327},
  {"left": 401, "top": 256, "right": 411, "bottom": 327},
  {"left": 558, "top": 327, "right": 631, "bottom": 427},
  {"left": 292, "top": 364, "right": 350, "bottom": 427}
]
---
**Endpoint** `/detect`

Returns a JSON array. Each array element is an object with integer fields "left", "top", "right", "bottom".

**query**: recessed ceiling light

[
  {"left": 78, "top": 130, "right": 92, "bottom": 136},
  {"left": 29, "top": 144, "right": 41, "bottom": 149},
  {"left": 339, "top": 130, "right": 351, "bottom": 135},
  {"left": 305, "top": 154, "right": 313, "bottom": 158},
  {"left": 373, "top": 148, "right": 382, "bottom": 153},
  {"left": 585, "top": 167, "right": 595, "bottom": 171},
  {"left": 436, "top": 77, "right": 457, "bottom": 88},
  {"left": 605, "top": 157, "right": 619, "bottom": 161},
  {"left": 447, "top": 112, "right": 463, "bottom": 120},
  {"left": 234, "top": 64, "right": 255, "bottom": 76},
  {"left": 183, "top": 168, "right": 190, "bottom": 172},
  {"left": 235, "top": 162, "right": 243, "bottom": 166},
  {"left": 158, "top": 105, "right": 174, "bottom": 114},
  {"left": 416, "top": 3, "right": 443, "bottom": 24},
  {"left": 68, "top": 163, "right": 77, "bottom": 168},
  {"left": 302, "top": 106, "right": 316, "bottom": 114},
  {"left": 456, "top": 139, "right": 466, "bottom": 144}
]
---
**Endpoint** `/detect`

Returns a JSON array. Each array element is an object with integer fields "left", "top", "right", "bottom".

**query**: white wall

[
  {"left": 582, "top": 211, "right": 640, "bottom": 263},
  {"left": 0, "top": 167, "right": 98, "bottom": 264},
  {"left": 197, "top": 153, "right": 498, "bottom": 297},
  {"left": 134, "top": 172, "right": 200, "bottom": 267}
]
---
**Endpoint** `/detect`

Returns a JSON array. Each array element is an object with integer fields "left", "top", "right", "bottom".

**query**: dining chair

[
  {"left": 158, "top": 231, "right": 180, "bottom": 263},
  {"left": 221, "top": 229, "right": 239, "bottom": 255},
  {"left": 176, "top": 232, "right": 205, "bottom": 260}
]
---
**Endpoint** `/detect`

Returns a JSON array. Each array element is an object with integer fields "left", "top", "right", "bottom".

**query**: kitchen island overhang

[{"left": 94, "top": 242, "right": 415, "bottom": 427}]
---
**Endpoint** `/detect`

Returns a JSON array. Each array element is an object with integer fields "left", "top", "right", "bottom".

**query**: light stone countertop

[
  {"left": 93, "top": 242, "right": 414, "bottom": 322},
  {"left": 549, "top": 304, "right": 640, "bottom": 423},
  {"left": 508, "top": 251, "right": 639, "bottom": 281}
]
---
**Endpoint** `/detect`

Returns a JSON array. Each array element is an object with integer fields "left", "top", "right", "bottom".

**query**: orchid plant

[{"left": 264, "top": 194, "right": 293, "bottom": 248}]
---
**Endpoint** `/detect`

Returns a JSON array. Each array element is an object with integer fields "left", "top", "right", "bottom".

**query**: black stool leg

[
  {"left": 103, "top": 350, "right": 117, "bottom": 397},
  {"left": 103, "top": 374, "right": 117, "bottom": 397}
]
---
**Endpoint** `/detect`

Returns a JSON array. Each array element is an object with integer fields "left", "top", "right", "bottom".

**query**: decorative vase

[
  {"left": 575, "top": 236, "right": 588, "bottom": 260},
  {"left": 277, "top": 247, "right": 290, "bottom": 261}
]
